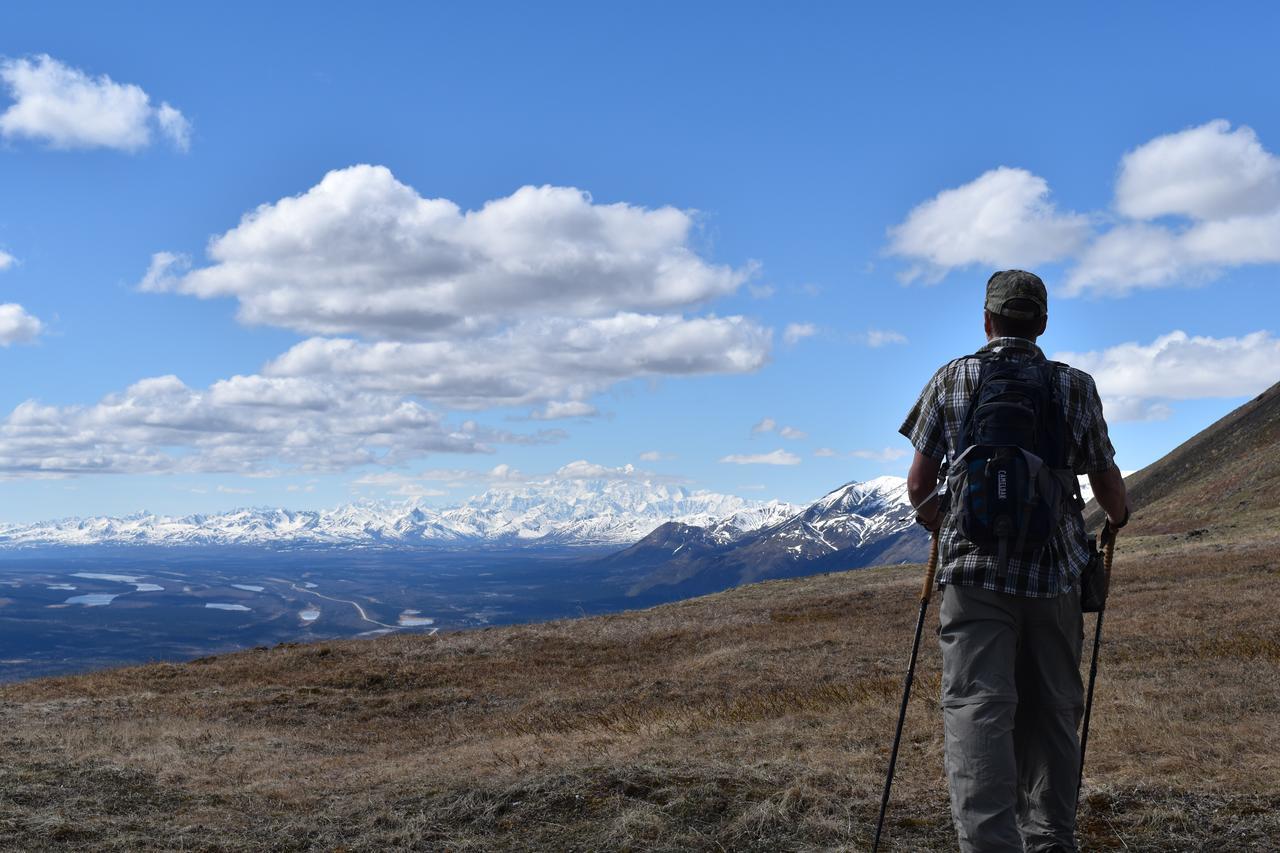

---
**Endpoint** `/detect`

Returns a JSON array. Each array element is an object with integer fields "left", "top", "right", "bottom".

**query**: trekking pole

[
  {"left": 1077, "top": 526, "right": 1117, "bottom": 799},
  {"left": 872, "top": 530, "right": 940, "bottom": 853}
]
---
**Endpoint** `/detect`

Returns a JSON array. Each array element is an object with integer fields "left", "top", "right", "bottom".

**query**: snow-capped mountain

[
  {"left": 604, "top": 475, "right": 929, "bottom": 594},
  {"left": 0, "top": 477, "right": 798, "bottom": 550}
]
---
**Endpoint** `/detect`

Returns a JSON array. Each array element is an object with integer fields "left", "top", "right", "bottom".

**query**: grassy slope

[
  {"left": 2, "top": 520, "right": 1278, "bottom": 851},
  {"left": 1087, "top": 380, "right": 1280, "bottom": 536},
  {"left": 4, "top": 387, "right": 1280, "bottom": 851}
]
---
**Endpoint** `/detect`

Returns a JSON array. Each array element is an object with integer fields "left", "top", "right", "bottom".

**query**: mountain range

[
  {"left": 0, "top": 473, "right": 927, "bottom": 593},
  {"left": 0, "top": 477, "right": 798, "bottom": 550},
  {"left": 604, "top": 475, "right": 928, "bottom": 594}
]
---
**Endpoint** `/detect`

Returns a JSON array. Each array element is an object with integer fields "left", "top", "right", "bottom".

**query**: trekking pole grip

[{"left": 920, "top": 532, "right": 940, "bottom": 604}]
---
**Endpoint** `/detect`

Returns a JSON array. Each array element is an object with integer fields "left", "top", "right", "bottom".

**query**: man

[{"left": 898, "top": 270, "right": 1130, "bottom": 852}]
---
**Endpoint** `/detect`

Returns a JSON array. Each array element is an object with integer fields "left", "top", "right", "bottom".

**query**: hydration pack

[{"left": 947, "top": 351, "right": 1081, "bottom": 580}]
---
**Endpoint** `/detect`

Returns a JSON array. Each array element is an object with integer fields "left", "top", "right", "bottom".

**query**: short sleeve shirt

[{"left": 899, "top": 336, "right": 1115, "bottom": 597}]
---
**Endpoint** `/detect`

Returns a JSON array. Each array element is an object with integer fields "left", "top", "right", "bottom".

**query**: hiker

[{"left": 898, "top": 270, "right": 1130, "bottom": 852}]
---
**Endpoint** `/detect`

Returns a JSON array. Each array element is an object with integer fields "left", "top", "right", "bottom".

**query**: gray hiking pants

[{"left": 938, "top": 583, "right": 1084, "bottom": 853}]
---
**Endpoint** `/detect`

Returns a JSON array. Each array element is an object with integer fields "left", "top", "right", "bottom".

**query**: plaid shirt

[{"left": 899, "top": 337, "right": 1116, "bottom": 597}]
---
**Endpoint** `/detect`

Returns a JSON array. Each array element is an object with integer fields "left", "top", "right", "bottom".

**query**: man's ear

[
  {"left": 1037, "top": 315, "right": 1048, "bottom": 337},
  {"left": 983, "top": 310, "right": 994, "bottom": 338}
]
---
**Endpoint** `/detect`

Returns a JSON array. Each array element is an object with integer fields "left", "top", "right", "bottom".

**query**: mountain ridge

[{"left": 0, "top": 477, "right": 798, "bottom": 550}]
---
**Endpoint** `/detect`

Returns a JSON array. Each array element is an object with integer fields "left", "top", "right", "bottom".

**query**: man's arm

[
  {"left": 1087, "top": 463, "right": 1130, "bottom": 529},
  {"left": 907, "top": 450, "right": 943, "bottom": 530}
]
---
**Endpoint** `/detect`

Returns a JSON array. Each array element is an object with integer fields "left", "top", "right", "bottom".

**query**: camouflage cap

[{"left": 985, "top": 269, "right": 1048, "bottom": 320}]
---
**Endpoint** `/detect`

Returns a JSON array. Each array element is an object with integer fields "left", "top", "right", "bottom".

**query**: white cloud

[
  {"left": 1068, "top": 121, "right": 1280, "bottom": 294},
  {"left": 887, "top": 167, "right": 1089, "bottom": 283},
  {"left": 138, "top": 251, "right": 190, "bottom": 292},
  {"left": 856, "top": 328, "right": 908, "bottom": 348},
  {"left": 0, "top": 303, "right": 43, "bottom": 345},
  {"left": 638, "top": 450, "right": 675, "bottom": 461},
  {"left": 351, "top": 472, "right": 449, "bottom": 498},
  {"left": 531, "top": 400, "right": 599, "bottom": 420},
  {"left": 0, "top": 374, "right": 570, "bottom": 477},
  {"left": 750, "top": 417, "right": 776, "bottom": 435},
  {"left": 1115, "top": 119, "right": 1280, "bottom": 221},
  {"left": 720, "top": 449, "right": 801, "bottom": 466},
  {"left": 0, "top": 55, "right": 190, "bottom": 151},
  {"left": 747, "top": 284, "right": 775, "bottom": 299},
  {"left": 0, "top": 251, "right": 15, "bottom": 271},
  {"left": 154, "top": 102, "right": 191, "bottom": 151},
  {"left": 851, "top": 447, "right": 910, "bottom": 463},
  {"left": 554, "top": 460, "right": 644, "bottom": 480},
  {"left": 134, "top": 167, "right": 770, "bottom": 418},
  {"left": 144, "top": 166, "right": 753, "bottom": 337},
  {"left": 814, "top": 446, "right": 909, "bottom": 463},
  {"left": 264, "top": 312, "right": 769, "bottom": 409},
  {"left": 889, "top": 120, "right": 1280, "bottom": 296},
  {"left": 3, "top": 170, "right": 771, "bottom": 480},
  {"left": 216, "top": 485, "right": 254, "bottom": 495},
  {"left": 783, "top": 322, "right": 817, "bottom": 345},
  {"left": 1055, "top": 330, "right": 1280, "bottom": 421},
  {"left": 779, "top": 426, "right": 808, "bottom": 440}
]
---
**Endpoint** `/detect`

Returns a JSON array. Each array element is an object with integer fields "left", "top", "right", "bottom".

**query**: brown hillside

[
  {"left": 1088, "top": 380, "right": 1280, "bottom": 536},
  {"left": 2, "top": 528, "right": 1278, "bottom": 850},
  {"left": 2, "top": 389, "right": 1280, "bottom": 850}
]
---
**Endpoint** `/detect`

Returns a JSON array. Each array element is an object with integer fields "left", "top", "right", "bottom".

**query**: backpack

[{"left": 946, "top": 350, "right": 1082, "bottom": 581}]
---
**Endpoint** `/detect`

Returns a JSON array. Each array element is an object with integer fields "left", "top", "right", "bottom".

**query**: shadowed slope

[{"left": 1087, "top": 380, "right": 1280, "bottom": 536}]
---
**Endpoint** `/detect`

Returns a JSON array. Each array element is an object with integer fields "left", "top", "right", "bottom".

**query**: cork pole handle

[
  {"left": 1104, "top": 526, "right": 1117, "bottom": 574},
  {"left": 920, "top": 531, "right": 940, "bottom": 604}
]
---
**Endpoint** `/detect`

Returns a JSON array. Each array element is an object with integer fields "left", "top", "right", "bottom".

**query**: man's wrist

[{"left": 1107, "top": 506, "right": 1130, "bottom": 530}]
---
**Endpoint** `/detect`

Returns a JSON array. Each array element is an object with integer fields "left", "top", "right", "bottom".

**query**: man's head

[{"left": 984, "top": 269, "right": 1048, "bottom": 341}]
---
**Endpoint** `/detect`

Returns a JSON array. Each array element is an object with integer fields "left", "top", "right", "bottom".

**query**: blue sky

[{"left": 3, "top": 2, "right": 1280, "bottom": 522}]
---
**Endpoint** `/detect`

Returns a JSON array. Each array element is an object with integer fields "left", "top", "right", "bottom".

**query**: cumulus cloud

[
  {"left": 855, "top": 328, "right": 908, "bottom": 348},
  {"left": 531, "top": 401, "right": 599, "bottom": 420},
  {"left": 0, "top": 250, "right": 15, "bottom": 271},
  {"left": 1055, "top": 330, "right": 1280, "bottom": 421},
  {"left": 750, "top": 417, "right": 776, "bottom": 435},
  {"left": 1068, "top": 121, "right": 1280, "bottom": 294},
  {"left": 1115, "top": 119, "right": 1280, "bottom": 221},
  {"left": 750, "top": 418, "right": 806, "bottom": 440},
  {"left": 0, "top": 373, "right": 570, "bottom": 478},
  {"left": 264, "top": 313, "right": 770, "bottom": 409},
  {"left": 783, "top": 322, "right": 817, "bottom": 345},
  {"left": 4, "top": 170, "right": 770, "bottom": 480},
  {"left": 143, "top": 166, "right": 753, "bottom": 337},
  {"left": 555, "top": 460, "right": 645, "bottom": 480},
  {"left": 887, "top": 167, "right": 1090, "bottom": 283},
  {"left": 0, "top": 303, "right": 43, "bottom": 345},
  {"left": 351, "top": 472, "right": 449, "bottom": 498},
  {"left": 638, "top": 450, "right": 675, "bottom": 461},
  {"left": 889, "top": 120, "right": 1280, "bottom": 295},
  {"left": 0, "top": 54, "right": 190, "bottom": 151},
  {"left": 720, "top": 449, "right": 801, "bottom": 466},
  {"left": 851, "top": 447, "right": 910, "bottom": 462},
  {"left": 814, "top": 447, "right": 908, "bottom": 462}
]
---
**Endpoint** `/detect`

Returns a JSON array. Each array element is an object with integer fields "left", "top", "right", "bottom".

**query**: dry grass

[{"left": 1, "top": 521, "right": 1278, "bottom": 851}]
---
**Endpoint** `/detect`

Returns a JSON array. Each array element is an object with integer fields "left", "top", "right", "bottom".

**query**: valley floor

[{"left": 1, "top": 525, "right": 1278, "bottom": 851}]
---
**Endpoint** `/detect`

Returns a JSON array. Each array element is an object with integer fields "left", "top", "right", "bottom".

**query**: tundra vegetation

[{"left": 2, "top": 384, "right": 1278, "bottom": 850}]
